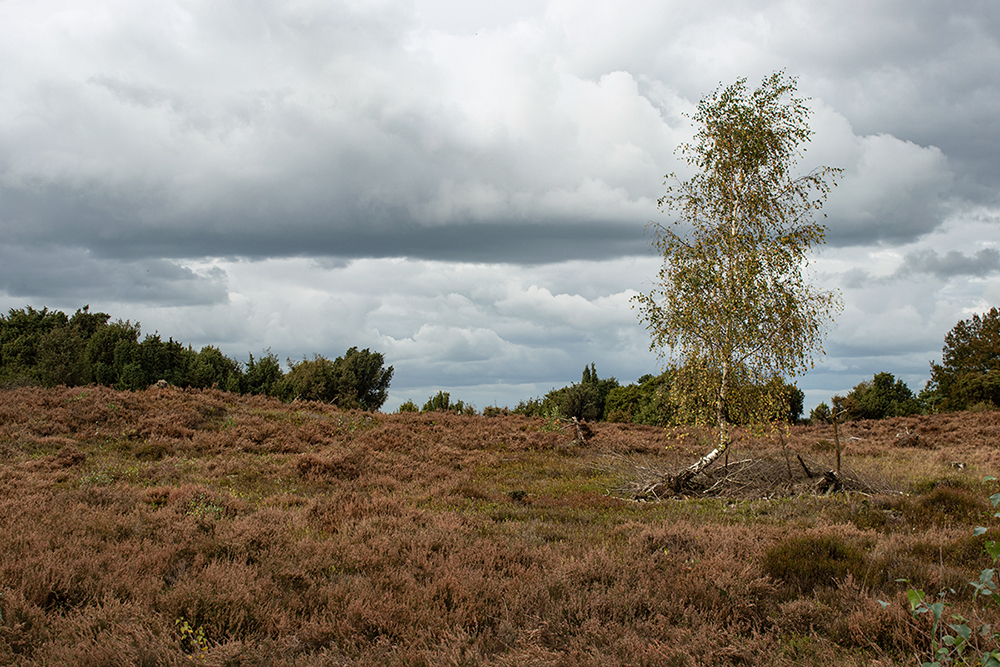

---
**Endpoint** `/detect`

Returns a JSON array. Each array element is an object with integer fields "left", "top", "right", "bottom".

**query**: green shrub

[
  {"left": 422, "top": 391, "right": 475, "bottom": 415},
  {"left": 763, "top": 534, "right": 867, "bottom": 594},
  {"left": 842, "top": 372, "right": 921, "bottom": 420}
]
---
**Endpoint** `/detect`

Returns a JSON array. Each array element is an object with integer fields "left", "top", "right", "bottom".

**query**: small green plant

[
  {"left": 186, "top": 493, "right": 225, "bottom": 520},
  {"left": 885, "top": 478, "right": 1000, "bottom": 666},
  {"left": 65, "top": 389, "right": 90, "bottom": 403},
  {"left": 80, "top": 468, "right": 115, "bottom": 486},
  {"left": 397, "top": 399, "right": 419, "bottom": 413},
  {"left": 175, "top": 617, "right": 209, "bottom": 658},
  {"left": 540, "top": 407, "right": 567, "bottom": 433}
]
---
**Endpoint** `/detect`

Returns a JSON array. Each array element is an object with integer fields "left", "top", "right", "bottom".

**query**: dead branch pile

[{"left": 601, "top": 449, "right": 899, "bottom": 501}]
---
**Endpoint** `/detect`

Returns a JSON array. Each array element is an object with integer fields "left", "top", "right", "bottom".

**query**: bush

[
  {"left": 277, "top": 354, "right": 338, "bottom": 402},
  {"left": 842, "top": 372, "right": 921, "bottom": 420},
  {"left": 276, "top": 348, "right": 393, "bottom": 411},
  {"left": 0, "top": 305, "right": 395, "bottom": 407},
  {"left": 809, "top": 401, "right": 831, "bottom": 424},
  {"left": 763, "top": 534, "right": 868, "bottom": 594},
  {"left": 554, "top": 383, "right": 601, "bottom": 421},
  {"left": 244, "top": 350, "right": 283, "bottom": 396},
  {"left": 422, "top": 391, "right": 475, "bottom": 415},
  {"left": 333, "top": 347, "right": 393, "bottom": 411}
]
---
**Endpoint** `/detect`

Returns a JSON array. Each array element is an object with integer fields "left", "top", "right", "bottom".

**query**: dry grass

[{"left": 2, "top": 386, "right": 1000, "bottom": 665}]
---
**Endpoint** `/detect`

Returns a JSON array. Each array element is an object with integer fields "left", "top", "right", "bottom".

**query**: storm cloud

[{"left": 1, "top": 0, "right": 999, "bottom": 410}]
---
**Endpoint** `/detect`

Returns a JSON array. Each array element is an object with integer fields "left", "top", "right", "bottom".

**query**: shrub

[
  {"left": 925, "top": 308, "right": 1000, "bottom": 412},
  {"left": 842, "top": 372, "right": 921, "bottom": 420},
  {"left": 763, "top": 533, "right": 868, "bottom": 594},
  {"left": 276, "top": 347, "right": 392, "bottom": 410},
  {"left": 810, "top": 401, "right": 831, "bottom": 424},
  {"left": 422, "top": 391, "right": 475, "bottom": 415}
]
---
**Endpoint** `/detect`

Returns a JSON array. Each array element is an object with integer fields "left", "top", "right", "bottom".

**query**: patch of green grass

[
  {"left": 79, "top": 458, "right": 148, "bottom": 487},
  {"left": 186, "top": 493, "right": 227, "bottom": 520}
]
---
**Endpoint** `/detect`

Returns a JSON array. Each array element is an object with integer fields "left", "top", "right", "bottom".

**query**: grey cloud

[
  {"left": 817, "top": 132, "right": 954, "bottom": 247},
  {"left": 797, "top": 3, "right": 1000, "bottom": 203},
  {"left": 841, "top": 268, "right": 870, "bottom": 290},
  {"left": 897, "top": 248, "right": 1000, "bottom": 280},
  {"left": 0, "top": 0, "right": 997, "bottom": 272},
  {"left": 0, "top": 245, "right": 229, "bottom": 306},
  {"left": 0, "top": 178, "right": 650, "bottom": 263},
  {"left": 835, "top": 248, "right": 1000, "bottom": 289}
]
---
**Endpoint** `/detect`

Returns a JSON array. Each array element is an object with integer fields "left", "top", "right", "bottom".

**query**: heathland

[{"left": 3, "top": 385, "right": 1000, "bottom": 665}]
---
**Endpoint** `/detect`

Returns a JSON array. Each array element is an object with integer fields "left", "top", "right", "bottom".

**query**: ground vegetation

[{"left": 3, "top": 386, "right": 1000, "bottom": 664}]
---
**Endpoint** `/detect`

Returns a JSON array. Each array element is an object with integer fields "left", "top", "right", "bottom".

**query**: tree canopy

[
  {"left": 0, "top": 306, "right": 393, "bottom": 411},
  {"left": 926, "top": 308, "right": 1000, "bottom": 411},
  {"left": 841, "top": 372, "right": 921, "bottom": 421},
  {"left": 633, "top": 72, "right": 841, "bottom": 475}
]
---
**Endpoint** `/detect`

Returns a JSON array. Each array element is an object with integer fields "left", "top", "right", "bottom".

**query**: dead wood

[{"left": 602, "top": 448, "right": 895, "bottom": 501}]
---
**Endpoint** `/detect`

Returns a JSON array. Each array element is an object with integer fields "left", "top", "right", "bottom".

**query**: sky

[{"left": 1, "top": 0, "right": 998, "bottom": 413}]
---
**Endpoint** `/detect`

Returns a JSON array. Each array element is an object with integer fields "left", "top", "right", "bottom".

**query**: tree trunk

[{"left": 684, "top": 359, "right": 731, "bottom": 477}]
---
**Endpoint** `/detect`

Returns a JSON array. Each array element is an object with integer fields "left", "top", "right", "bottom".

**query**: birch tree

[{"left": 634, "top": 72, "right": 841, "bottom": 481}]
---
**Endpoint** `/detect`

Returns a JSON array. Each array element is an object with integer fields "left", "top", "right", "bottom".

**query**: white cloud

[{"left": 1, "top": 0, "right": 998, "bottom": 416}]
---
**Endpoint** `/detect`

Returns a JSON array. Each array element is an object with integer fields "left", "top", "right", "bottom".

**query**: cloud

[
  {"left": 897, "top": 248, "right": 1000, "bottom": 280},
  {"left": 3, "top": 0, "right": 985, "bottom": 267},
  {"left": 835, "top": 247, "right": 1000, "bottom": 289},
  {"left": 0, "top": 1, "right": 677, "bottom": 265},
  {"left": 0, "top": 245, "right": 228, "bottom": 307},
  {"left": 805, "top": 102, "right": 955, "bottom": 247}
]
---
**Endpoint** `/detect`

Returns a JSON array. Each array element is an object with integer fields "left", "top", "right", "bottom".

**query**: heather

[{"left": 3, "top": 386, "right": 1000, "bottom": 665}]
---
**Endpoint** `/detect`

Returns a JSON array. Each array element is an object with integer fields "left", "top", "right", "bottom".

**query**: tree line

[
  {"left": 809, "top": 307, "right": 1000, "bottom": 424},
  {"left": 407, "top": 362, "right": 805, "bottom": 427},
  {"left": 5, "top": 303, "right": 997, "bottom": 424},
  {"left": 0, "top": 306, "right": 393, "bottom": 411},
  {"left": 413, "top": 307, "right": 1000, "bottom": 426}
]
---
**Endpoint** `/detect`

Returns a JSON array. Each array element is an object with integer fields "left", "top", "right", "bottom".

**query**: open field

[{"left": 3, "top": 386, "right": 1000, "bottom": 665}]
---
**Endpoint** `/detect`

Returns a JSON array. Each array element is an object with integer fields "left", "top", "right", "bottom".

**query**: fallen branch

[{"left": 797, "top": 454, "right": 814, "bottom": 479}]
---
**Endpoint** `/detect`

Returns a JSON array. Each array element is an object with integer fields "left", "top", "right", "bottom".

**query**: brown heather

[{"left": 2, "top": 386, "right": 1000, "bottom": 665}]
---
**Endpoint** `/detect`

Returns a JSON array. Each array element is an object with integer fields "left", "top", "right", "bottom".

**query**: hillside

[{"left": 3, "top": 386, "right": 1000, "bottom": 665}]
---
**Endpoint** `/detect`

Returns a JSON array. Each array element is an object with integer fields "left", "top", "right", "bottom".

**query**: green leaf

[
  {"left": 975, "top": 526, "right": 988, "bottom": 536},
  {"left": 952, "top": 623, "right": 972, "bottom": 641},
  {"left": 907, "top": 588, "right": 927, "bottom": 610}
]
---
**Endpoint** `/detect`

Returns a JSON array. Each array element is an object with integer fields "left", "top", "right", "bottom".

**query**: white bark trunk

[
  {"left": 685, "top": 438, "right": 731, "bottom": 476},
  {"left": 683, "top": 358, "right": 732, "bottom": 477}
]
